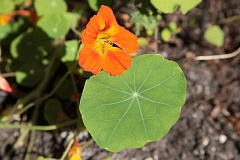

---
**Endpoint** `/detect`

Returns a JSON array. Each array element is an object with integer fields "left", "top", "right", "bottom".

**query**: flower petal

[
  {"left": 112, "top": 26, "right": 139, "bottom": 53},
  {"left": 97, "top": 5, "right": 117, "bottom": 30},
  {"left": 103, "top": 48, "right": 131, "bottom": 76},
  {"left": 78, "top": 47, "right": 103, "bottom": 74},
  {"left": 0, "top": 75, "right": 12, "bottom": 92},
  {"left": 81, "top": 16, "right": 99, "bottom": 48}
]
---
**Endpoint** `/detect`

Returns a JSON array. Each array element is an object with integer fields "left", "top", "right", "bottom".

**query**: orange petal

[
  {"left": 0, "top": 14, "right": 12, "bottom": 25},
  {"left": 68, "top": 139, "right": 82, "bottom": 160},
  {"left": 103, "top": 48, "right": 131, "bottom": 76},
  {"left": 97, "top": 5, "right": 118, "bottom": 30},
  {"left": 112, "top": 26, "right": 139, "bottom": 53},
  {"left": 15, "top": 10, "right": 31, "bottom": 16},
  {"left": 81, "top": 15, "right": 99, "bottom": 48},
  {"left": 78, "top": 47, "right": 103, "bottom": 75}
]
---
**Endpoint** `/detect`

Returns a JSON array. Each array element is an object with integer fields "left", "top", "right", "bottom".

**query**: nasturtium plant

[
  {"left": 44, "top": 98, "right": 63, "bottom": 123},
  {"left": 78, "top": 5, "right": 138, "bottom": 76},
  {"left": 37, "top": 14, "right": 70, "bottom": 39},
  {"left": 161, "top": 22, "right": 179, "bottom": 42},
  {"left": 34, "top": 0, "right": 67, "bottom": 16},
  {"left": 10, "top": 28, "right": 50, "bottom": 61},
  {"left": 0, "top": 0, "right": 15, "bottom": 14},
  {"left": 204, "top": 25, "right": 224, "bottom": 47},
  {"left": 87, "top": 0, "right": 113, "bottom": 11},
  {"left": 130, "top": 10, "right": 160, "bottom": 36},
  {"left": 60, "top": 40, "right": 79, "bottom": 63},
  {"left": 80, "top": 54, "right": 187, "bottom": 152},
  {"left": 13, "top": 0, "right": 26, "bottom": 6},
  {"left": 151, "top": 0, "right": 201, "bottom": 14},
  {"left": 56, "top": 78, "right": 74, "bottom": 100},
  {"left": 63, "top": 12, "right": 81, "bottom": 28},
  {"left": 137, "top": 37, "right": 148, "bottom": 47},
  {"left": 161, "top": 28, "right": 172, "bottom": 42},
  {"left": 15, "top": 63, "right": 44, "bottom": 87},
  {"left": 0, "top": 24, "right": 11, "bottom": 40}
]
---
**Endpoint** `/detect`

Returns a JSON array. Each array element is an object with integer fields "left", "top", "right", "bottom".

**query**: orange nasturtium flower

[
  {"left": 0, "top": 10, "right": 37, "bottom": 26},
  {"left": 68, "top": 139, "right": 82, "bottom": 160},
  {"left": 78, "top": 5, "right": 138, "bottom": 76},
  {"left": 0, "top": 13, "right": 13, "bottom": 25}
]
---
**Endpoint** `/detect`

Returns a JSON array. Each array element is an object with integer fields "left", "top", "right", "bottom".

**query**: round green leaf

[
  {"left": 179, "top": 0, "right": 201, "bottom": 14},
  {"left": 13, "top": 0, "right": 25, "bottom": 5},
  {"left": 37, "top": 14, "right": 70, "bottom": 39},
  {"left": 0, "top": 0, "right": 15, "bottom": 14},
  {"left": 10, "top": 28, "right": 50, "bottom": 62},
  {"left": 137, "top": 37, "right": 148, "bottom": 47},
  {"left": 63, "top": 12, "right": 80, "bottom": 27},
  {"left": 161, "top": 28, "right": 171, "bottom": 42},
  {"left": 15, "top": 63, "right": 44, "bottom": 87},
  {"left": 80, "top": 54, "right": 187, "bottom": 152},
  {"left": 169, "top": 22, "right": 177, "bottom": 31},
  {"left": 204, "top": 25, "right": 224, "bottom": 47},
  {"left": 150, "top": 0, "right": 201, "bottom": 14},
  {"left": 61, "top": 40, "right": 79, "bottom": 63},
  {"left": 150, "top": 0, "right": 177, "bottom": 13},
  {"left": 56, "top": 78, "right": 74, "bottom": 99},
  {"left": 0, "top": 24, "right": 11, "bottom": 40},
  {"left": 44, "top": 98, "right": 63, "bottom": 123},
  {"left": 88, "top": 0, "right": 113, "bottom": 12},
  {"left": 34, "top": 0, "right": 67, "bottom": 16}
]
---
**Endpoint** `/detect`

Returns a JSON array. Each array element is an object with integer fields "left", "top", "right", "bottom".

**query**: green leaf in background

[
  {"left": 61, "top": 40, "right": 79, "bottom": 63},
  {"left": 15, "top": 63, "right": 44, "bottom": 87},
  {"left": 44, "top": 98, "right": 63, "bottom": 123},
  {"left": 10, "top": 28, "right": 50, "bottom": 62},
  {"left": 63, "top": 12, "right": 80, "bottom": 28},
  {"left": 0, "top": 24, "right": 11, "bottom": 40},
  {"left": 34, "top": 0, "right": 67, "bottom": 16},
  {"left": 13, "top": 0, "right": 26, "bottom": 5},
  {"left": 161, "top": 22, "right": 179, "bottom": 42},
  {"left": 137, "top": 37, "right": 148, "bottom": 47},
  {"left": 151, "top": 0, "right": 177, "bottom": 13},
  {"left": 130, "top": 10, "right": 160, "bottom": 36},
  {"left": 161, "top": 28, "right": 171, "bottom": 42},
  {"left": 150, "top": 0, "right": 201, "bottom": 14},
  {"left": 0, "top": 0, "right": 15, "bottom": 14},
  {"left": 180, "top": 0, "right": 201, "bottom": 14},
  {"left": 88, "top": 0, "right": 113, "bottom": 12},
  {"left": 56, "top": 78, "right": 74, "bottom": 100},
  {"left": 80, "top": 54, "right": 187, "bottom": 152},
  {"left": 37, "top": 14, "right": 70, "bottom": 39},
  {"left": 168, "top": 22, "right": 177, "bottom": 31},
  {"left": 204, "top": 25, "right": 224, "bottom": 47}
]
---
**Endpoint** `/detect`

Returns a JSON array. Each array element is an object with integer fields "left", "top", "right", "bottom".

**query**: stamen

[{"left": 96, "top": 32, "right": 113, "bottom": 55}]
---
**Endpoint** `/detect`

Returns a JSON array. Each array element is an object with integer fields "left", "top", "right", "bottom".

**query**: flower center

[{"left": 96, "top": 32, "right": 113, "bottom": 55}]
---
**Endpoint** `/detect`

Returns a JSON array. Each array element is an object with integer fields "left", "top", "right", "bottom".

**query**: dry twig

[{"left": 194, "top": 47, "right": 240, "bottom": 61}]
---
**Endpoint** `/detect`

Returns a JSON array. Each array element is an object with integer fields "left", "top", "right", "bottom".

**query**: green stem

[
  {"left": 7, "top": 53, "right": 58, "bottom": 121},
  {"left": 71, "top": 26, "right": 81, "bottom": 37},
  {"left": 24, "top": 129, "right": 35, "bottom": 160},
  {"left": 6, "top": 129, "right": 29, "bottom": 158},
  {"left": 0, "top": 118, "right": 79, "bottom": 131},
  {"left": 60, "top": 138, "right": 74, "bottom": 160},
  {"left": 24, "top": 104, "right": 41, "bottom": 160},
  {"left": 218, "top": 14, "right": 240, "bottom": 24},
  {"left": 14, "top": 62, "right": 78, "bottom": 117},
  {"left": 82, "top": 138, "right": 94, "bottom": 150}
]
